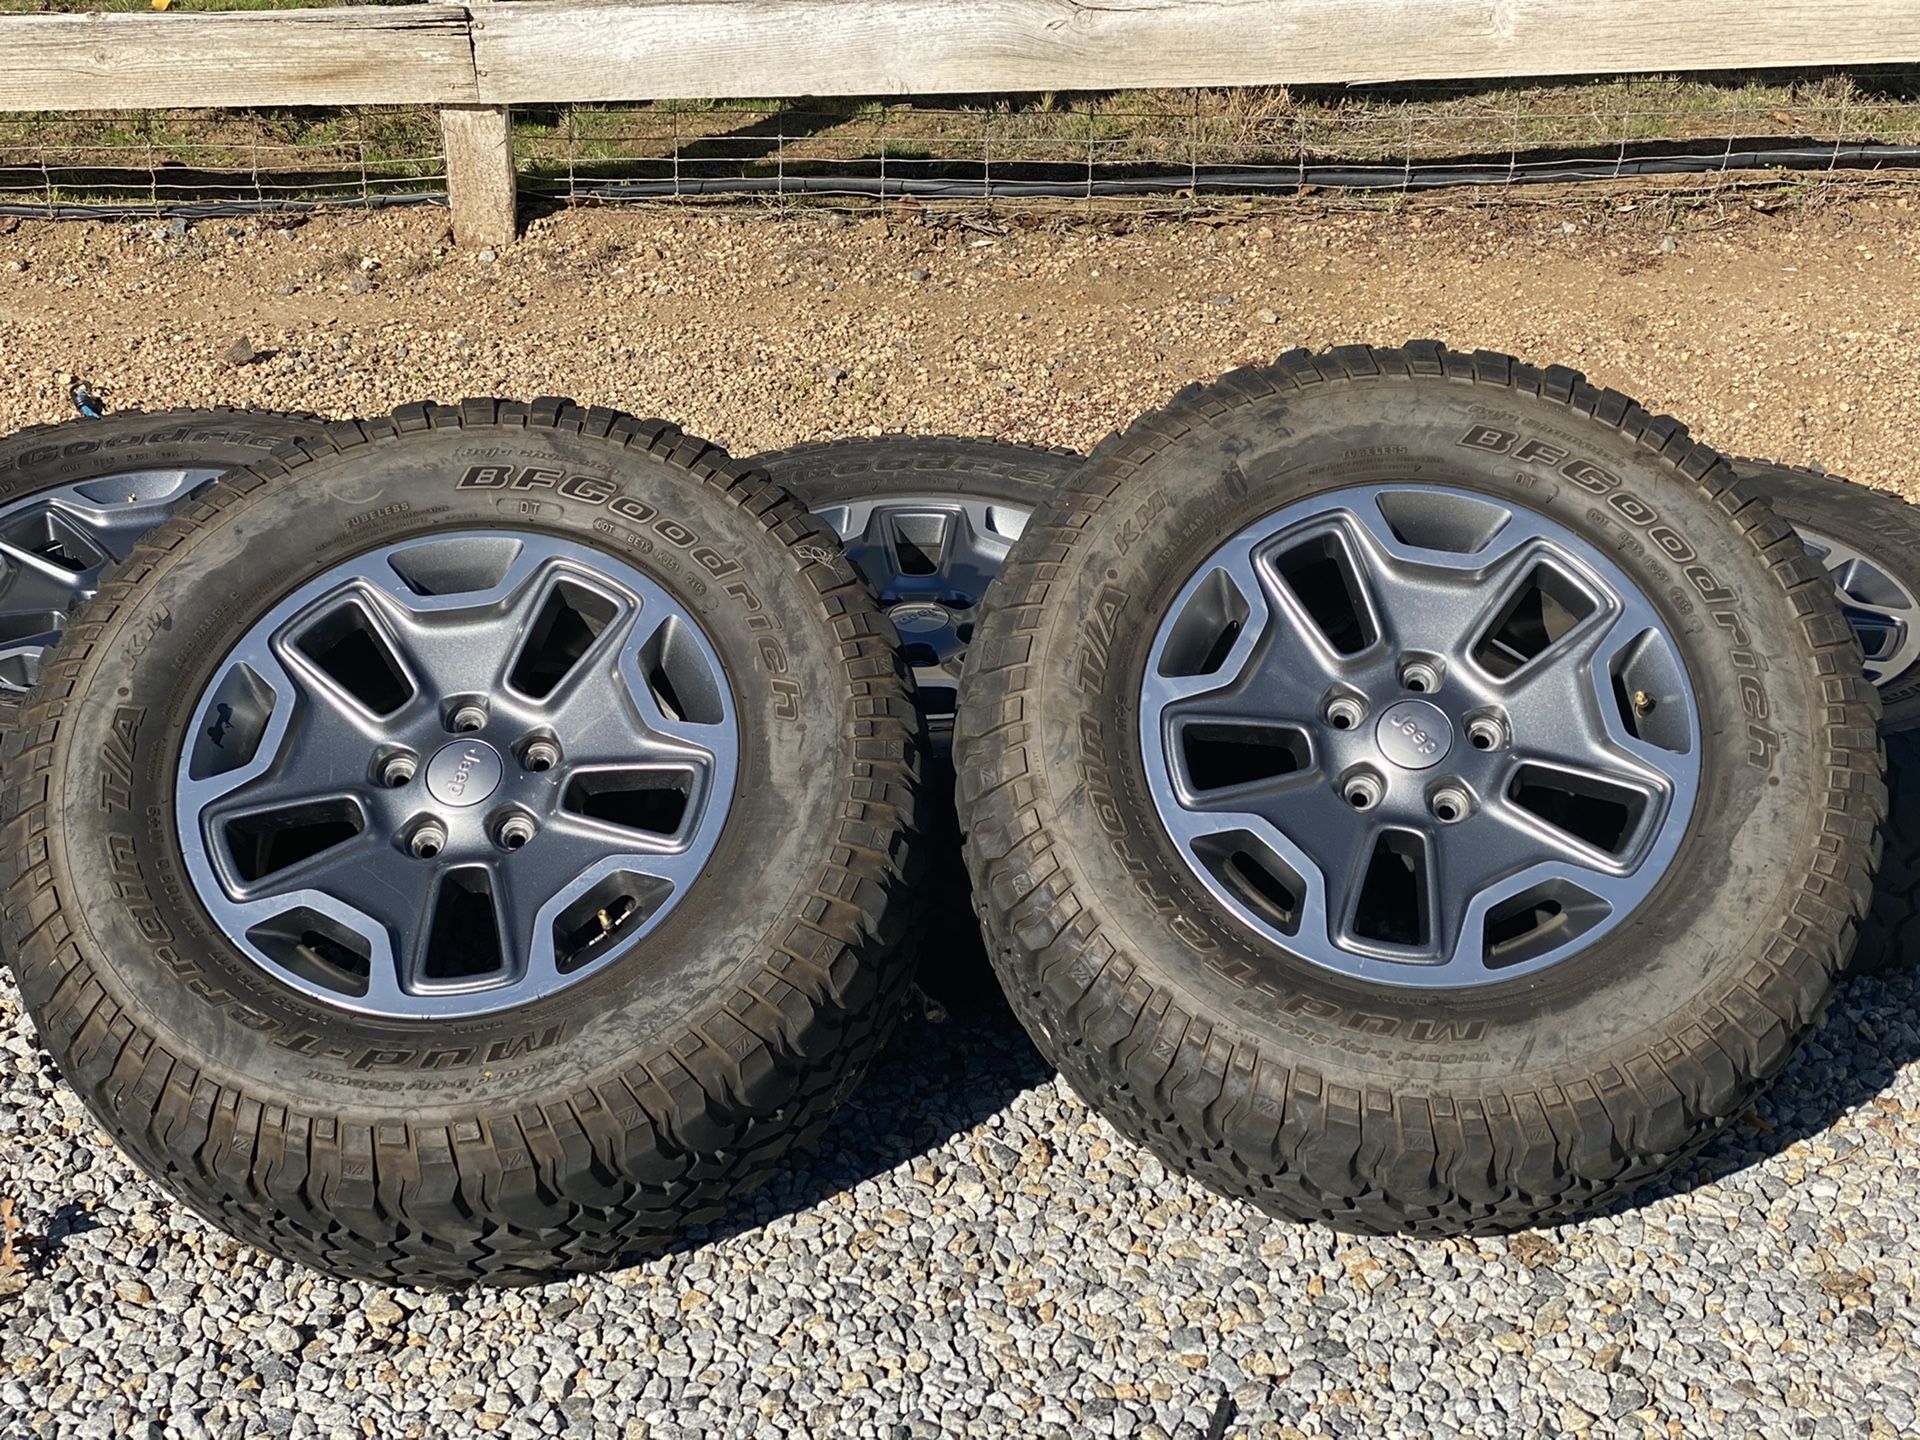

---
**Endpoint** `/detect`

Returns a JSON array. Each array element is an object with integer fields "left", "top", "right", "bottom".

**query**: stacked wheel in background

[
  {"left": 754, "top": 437, "right": 1080, "bottom": 1001},
  {"left": 0, "top": 410, "right": 328, "bottom": 719},
  {"left": 1732, "top": 457, "right": 1920, "bottom": 977}
]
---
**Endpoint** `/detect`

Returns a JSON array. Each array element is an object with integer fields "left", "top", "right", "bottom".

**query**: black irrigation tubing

[
  {"left": 533, "top": 142, "right": 1920, "bottom": 202},
  {"left": 0, "top": 191, "right": 446, "bottom": 220},
  {"left": 5, "top": 142, "right": 1920, "bottom": 218}
]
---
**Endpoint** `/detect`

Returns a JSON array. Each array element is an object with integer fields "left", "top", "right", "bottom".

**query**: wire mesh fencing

[
  {"left": 0, "top": 108, "right": 446, "bottom": 218},
  {"left": 5, "top": 70, "right": 1920, "bottom": 221}
]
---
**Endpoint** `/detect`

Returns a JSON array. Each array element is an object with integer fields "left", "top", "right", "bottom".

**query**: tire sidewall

[
  {"left": 39, "top": 423, "right": 862, "bottom": 1118},
  {"left": 1013, "top": 377, "right": 1834, "bottom": 1092},
  {"left": 758, "top": 437, "right": 1080, "bottom": 512},
  {"left": 0, "top": 411, "right": 320, "bottom": 503}
]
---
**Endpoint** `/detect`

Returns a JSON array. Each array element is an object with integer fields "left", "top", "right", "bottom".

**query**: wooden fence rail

[{"left": 7, "top": 0, "right": 1920, "bottom": 246}]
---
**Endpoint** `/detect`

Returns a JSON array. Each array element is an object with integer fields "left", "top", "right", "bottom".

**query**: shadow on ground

[
  {"left": 669, "top": 941, "right": 1056, "bottom": 1254},
  {"left": 1630, "top": 959, "right": 1920, "bottom": 1214}
]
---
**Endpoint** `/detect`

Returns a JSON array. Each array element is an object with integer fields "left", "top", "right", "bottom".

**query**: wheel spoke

[
  {"left": 0, "top": 538, "right": 91, "bottom": 616},
  {"left": 275, "top": 589, "right": 426, "bottom": 725},
  {"left": 403, "top": 863, "right": 512, "bottom": 995},
  {"left": 504, "top": 820, "right": 712, "bottom": 988},
  {"left": 499, "top": 569, "right": 638, "bottom": 702},
  {"left": 0, "top": 622, "right": 67, "bottom": 693},
  {"left": 233, "top": 826, "right": 423, "bottom": 929},
  {"left": 1503, "top": 604, "right": 1694, "bottom": 800}
]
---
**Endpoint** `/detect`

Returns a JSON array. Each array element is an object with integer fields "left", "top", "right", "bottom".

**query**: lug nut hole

[
  {"left": 1430, "top": 787, "right": 1471, "bottom": 824},
  {"left": 496, "top": 814, "right": 537, "bottom": 851},
  {"left": 379, "top": 755, "right": 416, "bottom": 788},
  {"left": 1401, "top": 661, "right": 1441, "bottom": 694},
  {"left": 1343, "top": 774, "right": 1383, "bottom": 811},
  {"left": 1466, "top": 717, "right": 1505, "bottom": 752},
  {"left": 450, "top": 703, "right": 488, "bottom": 734},
  {"left": 1325, "top": 697, "right": 1365, "bottom": 731},
  {"left": 522, "top": 740, "right": 561, "bottom": 773},
  {"left": 409, "top": 823, "right": 447, "bottom": 859}
]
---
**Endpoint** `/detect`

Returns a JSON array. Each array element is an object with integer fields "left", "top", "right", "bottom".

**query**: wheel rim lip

[
  {"left": 810, "top": 493, "right": 1031, "bottom": 727},
  {"left": 1794, "top": 521, "right": 1920, "bottom": 692},
  {"left": 0, "top": 465, "right": 226, "bottom": 696},
  {"left": 172, "top": 528, "right": 740, "bottom": 1020},
  {"left": 1137, "top": 482, "right": 1704, "bottom": 989}
]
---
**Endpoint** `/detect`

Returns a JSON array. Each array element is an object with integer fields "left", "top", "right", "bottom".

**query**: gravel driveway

[{"left": 2, "top": 197, "right": 1919, "bottom": 1440}]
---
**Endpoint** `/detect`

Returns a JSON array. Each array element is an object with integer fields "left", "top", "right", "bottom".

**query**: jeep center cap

[
  {"left": 1375, "top": 699, "right": 1453, "bottom": 770},
  {"left": 426, "top": 739, "right": 504, "bottom": 807},
  {"left": 888, "top": 601, "right": 952, "bottom": 635}
]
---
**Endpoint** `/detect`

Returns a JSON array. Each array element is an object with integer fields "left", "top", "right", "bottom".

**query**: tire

[
  {"left": 957, "top": 343, "right": 1882, "bottom": 1235},
  {"left": 0, "top": 409, "right": 324, "bottom": 726},
  {"left": 1732, "top": 458, "right": 1920, "bottom": 731},
  {"left": 2, "top": 400, "right": 922, "bottom": 1284},
  {"left": 1852, "top": 728, "right": 1920, "bottom": 977},
  {"left": 752, "top": 436, "right": 1081, "bottom": 1007}
]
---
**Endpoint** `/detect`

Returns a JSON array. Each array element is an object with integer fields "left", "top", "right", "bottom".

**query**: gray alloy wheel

[
  {"left": 1789, "top": 524, "right": 1920, "bottom": 690},
  {"left": 750, "top": 436, "right": 1084, "bottom": 1005},
  {"left": 3, "top": 400, "right": 923, "bottom": 1284},
  {"left": 0, "top": 466, "right": 223, "bottom": 694},
  {"left": 809, "top": 494, "right": 1023, "bottom": 727},
  {"left": 1139, "top": 483, "right": 1701, "bottom": 985},
  {"left": 1734, "top": 457, "right": 1920, "bottom": 731},
  {"left": 957, "top": 344, "right": 1879, "bottom": 1235},
  {"left": 0, "top": 409, "right": 325, "bottom": 719},
  {"left": 752, "top": 436, "right": 1083, "bottom": 742},
  {"left": 175, "top": 531, "right": 737, "bottom": 1019}
]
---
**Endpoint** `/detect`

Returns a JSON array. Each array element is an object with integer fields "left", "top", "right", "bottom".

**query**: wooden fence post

[{"left": 440, "top": 104, "right": 518, "bottom": 250}]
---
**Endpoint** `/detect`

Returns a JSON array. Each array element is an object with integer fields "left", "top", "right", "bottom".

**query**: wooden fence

[{"left": 6, "top": 1, "right": 1920, "bottom": 247}]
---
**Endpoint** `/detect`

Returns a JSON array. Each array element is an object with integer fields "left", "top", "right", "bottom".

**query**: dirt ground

[{"left": 0, "top": 195, "right": 1916, "bottom": 493}]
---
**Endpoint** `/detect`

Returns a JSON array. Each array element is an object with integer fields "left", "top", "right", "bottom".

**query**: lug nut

[
  {"left": 409, "top": 821, "right": 448, "bottom": 859},
  {"left": 1401, "top": 660, "right": 1441, "bottom": 694},
  {"left": 1325, "top": 696, "right": 1365, "bottom": 731},
  {"left": 522, "top": 739, "right": 561, "bottom": 773},
  {"left": 1430, "top": 786, "right": 1471, "bottom": 824},
  {"left": 1466, "top": 716, "right": 1506, "bottom": 752},
  {"left": 1342, "top": 773, "right": 1384, "bottom": 811},
  {"left": 449, "top": 703, "right": 488, "bottom": 733},
  {"left": 379, "top": 754, "right": 416, "bottom": 788},
  {"left": 496, "top": 814, "right": 537, "bottom": 851}
]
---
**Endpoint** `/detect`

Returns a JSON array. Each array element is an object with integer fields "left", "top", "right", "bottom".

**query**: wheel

[
  {"left": 0, "top": 409, "right": 323, "bottom": 724},
  {"left": 2, "top": 400, "right": 922, "bottom": 1283},
  {"left": 957, "top": 344, "right": 1881, "bottom": 1235},
  {"left": 1732, "top": 462, "right": 1920, "bottom": 975},
  {"left": 754, "top": 436, "right": 1080, "bottom": 1006},
  {"left": 753, "top": 435, "right": 1081, "bottom": 740},
  {"left": 1733, "top": 458, "right": 1920, "bottom": 731}
]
